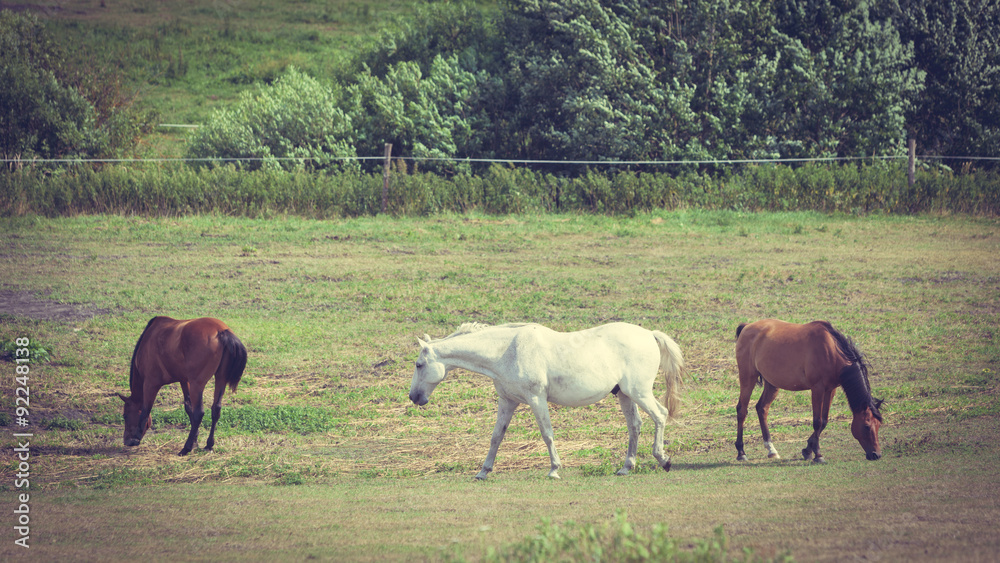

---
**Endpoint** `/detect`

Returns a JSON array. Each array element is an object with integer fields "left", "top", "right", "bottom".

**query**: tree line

[
  {"left": 2, "top": 1, "right": 998, "bottom": 174},
  {"left": 190, "top": 0, "right": 999, "bottom": 174}
]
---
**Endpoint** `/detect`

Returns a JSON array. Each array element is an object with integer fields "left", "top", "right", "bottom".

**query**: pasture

[{"left": 1, "top": 210, "right": 999, "bottom": 561}]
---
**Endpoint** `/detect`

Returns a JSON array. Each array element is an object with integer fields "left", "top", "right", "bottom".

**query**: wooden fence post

[
  {"left": 907, "top": 138, "right": 916, "bottom": 187},
  {"left": 381, "top": 143, "right": 392, "bottom": 214}
]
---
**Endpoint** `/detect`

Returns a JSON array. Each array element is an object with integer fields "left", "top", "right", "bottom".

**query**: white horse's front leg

[
  {"left": 527, "top": 396, "right": 561, "bottom": 479},
  {"left": 477, "top": 396, "right": 518, "bottom": 480},
  {"left": 616, "top": 393, "right": 642, "bottom": 475}
]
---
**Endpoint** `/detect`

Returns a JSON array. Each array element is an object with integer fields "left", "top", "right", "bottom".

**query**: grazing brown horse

[
  {"left": 118, "top": 316, "right": 247, "bottom": 455},
  {"left": 734, "top": 319, "right": 883, "bottom": 463}
]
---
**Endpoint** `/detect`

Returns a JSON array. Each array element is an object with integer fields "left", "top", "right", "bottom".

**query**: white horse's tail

[{"left": 653, "top": 330, "right": 684, "bottom": 420}]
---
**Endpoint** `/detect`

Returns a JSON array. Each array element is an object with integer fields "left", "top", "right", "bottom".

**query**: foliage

[
  {"left": 2, "top": 161, "right": 997, "bottom": 218},
  {"left": 343, "top": 55, "right": 492, "bottom": 174},
  {"left": 893, "top": 0, "right": 1000, "bottom": 163},
  {"left": 0, "top": 12, "right": 154, "bottom": 167},
  {"left": 330, "top": 0, "right": 927, "bottom": 171},
  {"left": 458, "top": 511, "right": 790, "bottom": 562},
  {"left": 0, "top": 338, "right": 51, "bottom": 363},
  {"left": 186, "top": 67, "right": 357, "bottom": 172}
]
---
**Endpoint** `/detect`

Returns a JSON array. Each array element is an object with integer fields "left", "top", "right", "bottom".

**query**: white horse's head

[{"left": 409, "top": 339, "right": 447, "bottom": 406}]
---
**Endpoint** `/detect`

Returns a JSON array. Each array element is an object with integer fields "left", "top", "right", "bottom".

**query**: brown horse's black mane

[
  {"left": 128, "top": 317, "right": 161, "bottom": 391},
  {"left": 827, "top": 325, "right": 884, "bottom": 421}
]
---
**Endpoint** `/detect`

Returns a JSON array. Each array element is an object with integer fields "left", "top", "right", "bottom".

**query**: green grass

[{"left": 0, "top": 211, "right": 998, "bottom": 560}]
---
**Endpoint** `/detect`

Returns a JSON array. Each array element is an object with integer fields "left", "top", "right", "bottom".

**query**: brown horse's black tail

[{"left": 217, "top": 329, "right": 247, "bottom": 392}]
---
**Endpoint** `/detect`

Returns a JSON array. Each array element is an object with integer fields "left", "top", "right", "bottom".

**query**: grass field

[{"left": 1, "top": 210, "right": 998, "bottom": 560}]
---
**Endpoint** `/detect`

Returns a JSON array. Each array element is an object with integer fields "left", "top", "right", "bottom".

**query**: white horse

[{"left": 408, "top": 322, "right": 685, "bottom": 480}]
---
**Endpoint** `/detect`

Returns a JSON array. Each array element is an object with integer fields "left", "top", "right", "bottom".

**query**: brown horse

[
  {"left": 735, "top": 319, "right": 883, "bottom": 463},
  {"left": 118, "top": 316, "right": 247, "bottom": 455}
]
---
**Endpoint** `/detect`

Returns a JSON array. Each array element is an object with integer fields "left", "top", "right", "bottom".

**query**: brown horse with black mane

[
  {"left": 118, "top": 316, "right": 247, "bottom": 455},
  {"left": 735, "top": 318, "right": 883, "bottom": 463}
]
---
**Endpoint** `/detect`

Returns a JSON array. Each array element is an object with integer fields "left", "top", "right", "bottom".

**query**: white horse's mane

[{"left": 431, "top": 322, "right": 535, "bottom": 342}]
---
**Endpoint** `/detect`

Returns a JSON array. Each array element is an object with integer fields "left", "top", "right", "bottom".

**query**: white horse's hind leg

[
  {"left": 527, "top": 396, "right": 562, "bottom": 479},
  {"left": 631, "top": 393, "right": 672, "bottom": 471},
  {"left": 616, "top": 394, "right": 642, "bottom": 475},
  {"left": 477, "top": 396, "right": 518, "bottom": 480}
]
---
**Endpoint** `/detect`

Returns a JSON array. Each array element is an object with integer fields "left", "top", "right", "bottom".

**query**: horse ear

[
  {"left": 417, "top": 337, "right": 429, "bottom": 349},
  {"left": 116, "top": 392, "right": 129, "bottom": 403},
  {"left": 423, "top": 333, "right": 432, "bottom": 342}
]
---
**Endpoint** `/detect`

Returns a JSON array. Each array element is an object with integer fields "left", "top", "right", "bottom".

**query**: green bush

[{"left": 187, "top": 67, "right": 357, "bottom": 172}]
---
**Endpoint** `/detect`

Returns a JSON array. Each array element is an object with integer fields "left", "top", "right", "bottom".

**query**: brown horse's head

[
  {"left": 118, "top": 393, "right": 151, "bottom": 447},
  {"left": 851, "top": 400, "right": 883, "bottom": 460}
]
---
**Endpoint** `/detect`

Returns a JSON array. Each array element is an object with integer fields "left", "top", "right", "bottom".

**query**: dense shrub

[
  {"left": 329, "top": 0, "right": 927, "bottom": 170},
  {"left": 3, "top": 162, "right": 996, "bottom": 218},
  {"left": 894, "top": 0, "right": 1000, "bottom": 163},
  {"left": 182, "top": 1, "right": 970, "bottom": 174},
  {"left": 0, "top": 12, "right": 154, "bottom": 166},
  {"left": 186, "top": 67, "right": 357, "bottom": 172}
]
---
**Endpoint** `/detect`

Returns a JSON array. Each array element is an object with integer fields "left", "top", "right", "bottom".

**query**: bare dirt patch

[{"left": 0, "top": 290, "right": 110, "bottom": 322}]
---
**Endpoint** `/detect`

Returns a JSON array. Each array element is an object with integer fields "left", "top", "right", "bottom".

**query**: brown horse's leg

[
  {"left": 735, "top": 382, "right": 753, "bottom": 461},
  {"left": 755, "top": 382, "right": 781, "bottom": 459},
  {"left": 205, "top": 375, "right": 227, "bottom": 451},
  {"left": 180, "top": 381, "right": 193, "bottom": 418},
  {"left": 803, "top": 387, "right": 834, "bottom": 463},
  {"left": 180, "top": 383, "right": 206, "bottom": 456}
]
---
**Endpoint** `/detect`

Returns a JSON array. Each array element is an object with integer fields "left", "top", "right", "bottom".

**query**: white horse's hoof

[
  {"left": 548, "top": 471, "right": 561, "bottom": 479},
  {"left": 616, "top": 468, "right": 630, "bottom": 476},
  {"left": 767, "top": 453, "right": 781, "bottom": 459},
  {"left": 474, "top": 472, "right": 489, "bottom": 480}
]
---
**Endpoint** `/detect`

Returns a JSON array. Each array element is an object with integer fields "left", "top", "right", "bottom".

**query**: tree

[
  {"left": 0, "top": 12, "right": 153, "bottom": 167},
  {"left": 197, "top": 1, "right": 956, "bottom": 174},
  {"left": 895, "top": 0, "right": 1000, "bottom": 164}
]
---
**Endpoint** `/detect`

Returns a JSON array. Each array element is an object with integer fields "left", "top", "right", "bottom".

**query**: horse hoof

[
  {"left": 812, "top": 457, "right": 827, "bottom": 464},
  {"left": 548, "top": 472, "right": 561, "bottom": 479},
  {"left": 661, "top": 460, "right": 671, "bottom": 472},
  {"left": 474, "top": 473, "right": 488, "bottom": 481},
  {"left": 801, "top": 449, "right": 813, "bottom": 460},
  {"left": 178, "top": 449, "right": 191, "bottom": 456},
  {"left": 736, "top": 454, "right": 748, "bottom": 462},
  {"left": 616, "top": 468, "right": 630, "bottom": 476},
  {"left": 767, "top": 453, "right": 781, "bottom": 459}
]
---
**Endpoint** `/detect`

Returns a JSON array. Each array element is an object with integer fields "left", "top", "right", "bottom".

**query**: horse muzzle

[
  {"left": 124, "top": 438, "right": 142, "bottom": 447},
  {"left": 866, "top": 451, "right": 882, "bottom": 461},
  {"left": 409, "top": 392, "right": 428, "bottom": 406}
]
